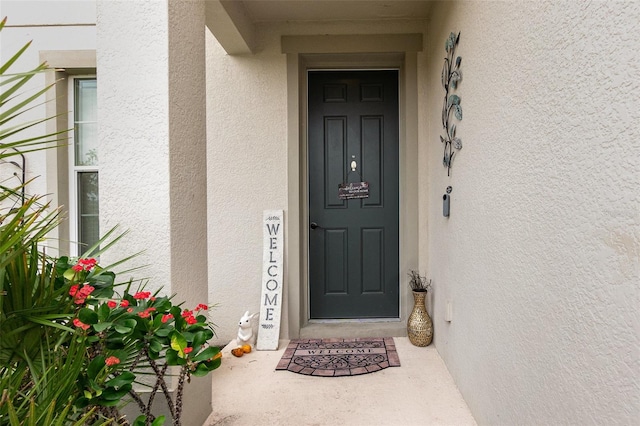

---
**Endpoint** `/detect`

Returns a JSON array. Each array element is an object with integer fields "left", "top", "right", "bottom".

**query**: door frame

[{"left": 283, "top": 36, "right": 422, "bottom": 338}]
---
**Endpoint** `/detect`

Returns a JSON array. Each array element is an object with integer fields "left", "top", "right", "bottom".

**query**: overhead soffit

[
  {"left": 241, "top": 0, "right": 433, "bottom": 23},
  {"left": 208, "top": 0, "right": 432, "bottom": 54}
]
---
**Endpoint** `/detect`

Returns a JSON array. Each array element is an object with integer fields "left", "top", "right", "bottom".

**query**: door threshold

[
  {"left": 309, "top": 318, "right": 400, "bottom": 323},
  {"left": 300, "top": 321, "right": 407, "bottom": 339}
]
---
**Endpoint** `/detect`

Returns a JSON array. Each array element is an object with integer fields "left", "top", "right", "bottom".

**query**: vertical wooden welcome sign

[{"left": 256, "top": 210, "right": 283, "bottom": 350}]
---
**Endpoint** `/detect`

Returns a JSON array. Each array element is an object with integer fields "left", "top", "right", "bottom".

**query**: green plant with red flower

[
  {"left": 60, "top": 256, "right": 221, "bottom": 425},
  {"left": 2, "top": 247, "right": 220, "bottom": 426}
]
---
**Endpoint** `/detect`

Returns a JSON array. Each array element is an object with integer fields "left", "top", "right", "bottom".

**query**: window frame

[{"left": 68, "top": 75, "right": 99, "bottom": 257}]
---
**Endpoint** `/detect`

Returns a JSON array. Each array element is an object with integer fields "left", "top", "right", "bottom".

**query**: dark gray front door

[{"left": 308, "top": 70, "right": 399, "bottom": 319}]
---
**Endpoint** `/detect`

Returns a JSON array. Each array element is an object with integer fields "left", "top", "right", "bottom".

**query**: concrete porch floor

[{"left": 204, "top": 337, "right": 476, "bottom": 426}]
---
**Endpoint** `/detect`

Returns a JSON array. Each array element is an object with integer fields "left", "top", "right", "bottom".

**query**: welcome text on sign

[{"left": 257, "top": 210, "right": 283, "bottom": 350}]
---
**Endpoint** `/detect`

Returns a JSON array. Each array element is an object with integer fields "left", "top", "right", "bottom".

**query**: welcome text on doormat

[{"left": 276, "top": 338, "right": 400, "bottom": 377}]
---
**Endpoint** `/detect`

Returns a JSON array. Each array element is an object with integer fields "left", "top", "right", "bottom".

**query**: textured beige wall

[
  {"left": 421, "top": 1, "right": 639, "bottom": 424},
  {"left": 205, "top": 28, "right": 289, "bottom": 344},
  {"left": 167, "top": 1, "right": 212, "bottom": 422},
  {"left": 97, "top": 0, "right": 171, "bottom": 291},
  {"left": 0, "top": 0, "right": 95, "bottom": 26}
]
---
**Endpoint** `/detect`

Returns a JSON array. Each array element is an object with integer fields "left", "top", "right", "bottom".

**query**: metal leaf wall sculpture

[{"left": 441, "top": 31, "right": 462, "bottom": 176}]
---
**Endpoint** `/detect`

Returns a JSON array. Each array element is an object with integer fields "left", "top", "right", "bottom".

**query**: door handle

[{"left": 310, "top": 222, "right": 320, "bottom": 230}]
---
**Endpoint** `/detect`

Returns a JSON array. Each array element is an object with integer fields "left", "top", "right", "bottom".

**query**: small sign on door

[{"left": 338, "top": 181, "right": 369, "bottom": 200}]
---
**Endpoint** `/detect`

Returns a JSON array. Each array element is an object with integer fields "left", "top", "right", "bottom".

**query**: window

[{"left": 69, "top": 77, "right": 99, "bottom": 256}]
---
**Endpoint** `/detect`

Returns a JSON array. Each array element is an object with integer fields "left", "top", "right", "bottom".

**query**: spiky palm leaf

[{"left": 0, "top": 16, "right": 115, "bottom": 425}]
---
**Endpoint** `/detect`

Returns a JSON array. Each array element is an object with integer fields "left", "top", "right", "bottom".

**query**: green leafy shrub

[{"left": 60, "top": 255, "right": 221, "bottom": 424}]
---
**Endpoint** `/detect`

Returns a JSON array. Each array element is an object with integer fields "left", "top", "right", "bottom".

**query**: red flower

[
  {"left": 183, "top": 347, "right": 193, "bottom": 354},
  {"left": 150, "top": 297, "right": 156, "bottom": 301},
  {"left": 161, "top": 313, "right": 174, "bottom": 323},
  {"left": 137, "top": 307, "right": 156, "bottom": 319},
  {"left": 69, "top": 285, "right": 79, "bottom": 297},
  {"left": 120, "top": 300, "right": 129, "bottom": 307},
  {"left": 80, "top": 258, "right": 97, "bottom": 269},
  {"left": 73, "top": 258, "right": 97, "bottom": 272},
  {"left": 127, "top": 308, "right": 134, "bottom": 313},
  {"left": 180, "top": 308, "right": 199, "bottom": 325},
  {"left": 105, "top": 356, "right": 120, "bottom": 366},
  {"left": 195, "top": 303, "right": 208, "bottom": 311},
  {"left": 107, "top": 300, "right": 117, "bottom": 309},
  {"left": 73, "top": 284, "right": 95, "bottom": 305},
  {"left": 73, "top": 318, "right": 90, "bottom": 331},
  {"left": 133, "top": 291, "right": 151, "bottom": 300}
]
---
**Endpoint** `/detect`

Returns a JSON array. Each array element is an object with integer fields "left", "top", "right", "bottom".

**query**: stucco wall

[
  {"left": 420, "top": 1, "right": 639, "bottom": 424},
  {"left": 205, "top": 28, "right": 288, "bottom": 344},
  {"left": 96, "top": 0, "right": 171, "bottom": 291}
]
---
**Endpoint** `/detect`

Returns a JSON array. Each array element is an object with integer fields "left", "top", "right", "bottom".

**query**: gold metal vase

[{"left": 407, "top": 290, "right": 433, "bottom": 346}]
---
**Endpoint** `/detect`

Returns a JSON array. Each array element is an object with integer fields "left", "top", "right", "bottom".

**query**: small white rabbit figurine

[{"left": 236, "top": 311, "right": 258, "bottom": 347}]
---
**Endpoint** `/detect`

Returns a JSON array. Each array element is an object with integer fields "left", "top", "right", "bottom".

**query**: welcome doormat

[{"left": 276, "top": 338, "right": 400, "bottom": 377}]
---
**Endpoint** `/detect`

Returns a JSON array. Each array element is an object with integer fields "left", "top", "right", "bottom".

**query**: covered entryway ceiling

[{"left": 205, "top": 0, "right": 433, "bottom": 54}]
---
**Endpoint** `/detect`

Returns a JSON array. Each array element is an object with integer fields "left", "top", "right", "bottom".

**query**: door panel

[
  {"left": 362, "top": 228, "right": 384, "bottom": 293},
  {"left": 325, "top": 229, "right": 348, "bottom": 294},
  {"left": 324, "top": 117, "right": 347, "bottom": 209},
  {"left": 361, "top": 116, "right": 383, "bottom": 207},
  {"left": 308, "top": 70, "right": 399, "bottom": 319}
]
